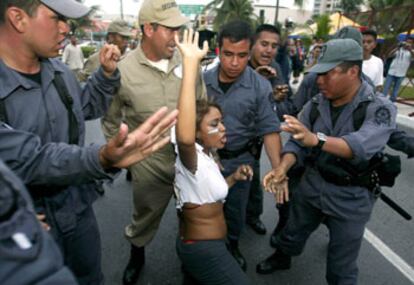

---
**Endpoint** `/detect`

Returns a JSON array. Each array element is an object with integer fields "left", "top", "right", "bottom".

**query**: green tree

[
  {"left": 204, "top": 0, "right": 257, "bottom": 31},
  {"left": 315, "top": 14, "right": 331, "bottom": 41},
  {"left": 341, "top": 0, "right": 364, "bottom": 13},
  {"left": 68, "top": 1, "right": 99, "bottom": 34}
]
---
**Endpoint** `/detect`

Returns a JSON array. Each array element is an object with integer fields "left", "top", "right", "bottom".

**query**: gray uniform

[
  {"left": 276, "top": 81, "right": 397, "bottom": 284},
  {"left": 0, "top": 58, "right": 120, "bottom": 285},
  {"left": 294, "top": 72, "right": 414, "bottom": 157},
  {"left": 246, "top": 60, "right": 294, "bottom": 223},
  {"left": 0, "top": 160, "right": 78, "bottom": 285},
  {"left": 204, "top": 65, "right": 280, "bottom": 241}
]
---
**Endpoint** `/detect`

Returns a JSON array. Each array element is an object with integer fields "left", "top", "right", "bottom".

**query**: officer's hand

[
  {"left": 281, "top": 115, "right": 318, "bottom": 147},
  {"left": 99, "top": 44, "right": 121, "bottom": 78},
  {"left": 175, "top": 29, "right": 209, "bottom": 61},
  {"left": 233, "top": 164, "right": 253, "bottom": 181},
  {"left": 36, "top": 214, "right": 50, "bottom": 231},
  {"left": 263, "top": 167, "right": 289, "bottom": 203},
  {"left": 273, "top": 180, "right": 289, "bottom": 204},
  {"left": 273, "top": 84, "right": 289, "bottom": 101},
  {"left": 99, "top": 107, "right": 178, "bottom": 169},
  {"left": 256, "top": 66, "right": 276, "bottom": 79}
]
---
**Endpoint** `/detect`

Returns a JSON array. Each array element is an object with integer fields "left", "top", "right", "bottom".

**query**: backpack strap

[
  {"left": 308, "top": 97, "right": 320, "bottom": 131},
  {"left": 53, "top": 73, "right": 79, "bottom": 144},
  {"left": 352, "top": 100, "right": 370, "bottom": 131},
  {"left": 0, "top": 99, "right": 8, "bottom": 124},
  {"left": 308, "top": 96, "right": 372, "bottom": 132}
]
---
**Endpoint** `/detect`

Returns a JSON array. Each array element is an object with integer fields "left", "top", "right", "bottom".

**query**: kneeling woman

[{"left": 174, "top": 30, "right": 252, "bottom": 285}]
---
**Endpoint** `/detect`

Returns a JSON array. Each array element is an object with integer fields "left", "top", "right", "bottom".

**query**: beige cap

[
  {"left": 108, "top": 19, "right": 134, "bottom": 37},
  {"left": 138, "top": 0, "right": 189, "bottom": 28}
]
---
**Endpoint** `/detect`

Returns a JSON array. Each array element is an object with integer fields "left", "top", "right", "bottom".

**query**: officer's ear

[
  {"left": 349, "top": 65, "right": 360, "bottom": 80},
  {"left": 5, "top": 7, "right": 30, "bottom": 33},
  {"left": 142, "top": 23, "right": 156, "bottom": 39}
]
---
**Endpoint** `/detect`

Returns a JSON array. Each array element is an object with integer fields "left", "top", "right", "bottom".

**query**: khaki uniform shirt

[
  {"left": 81, "top": 50, "right": 130, "bottom": 82},
  {"left": 81, "top": 52, "right": 100, "bottom": 82},
  {"left": 102, "top": 45, "right": 206, "bottom": 179}
]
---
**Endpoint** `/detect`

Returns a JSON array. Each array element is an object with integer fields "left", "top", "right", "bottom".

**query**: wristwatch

[{"left": 315, "top": 132, "right": 327, "bottom": 150}]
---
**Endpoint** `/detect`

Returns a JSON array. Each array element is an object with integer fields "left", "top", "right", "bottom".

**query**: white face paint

[{"left": 207, "top": 127, "right": 220, "bottom": 135}]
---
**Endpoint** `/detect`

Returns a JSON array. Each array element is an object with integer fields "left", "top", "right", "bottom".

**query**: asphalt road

[{"left": 85, "top": 119, "right": 414, "bottom": 285}]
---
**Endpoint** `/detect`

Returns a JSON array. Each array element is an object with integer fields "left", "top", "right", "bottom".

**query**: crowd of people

[{"left": 1, "top": 0, "right": 414, "bottom": 285}]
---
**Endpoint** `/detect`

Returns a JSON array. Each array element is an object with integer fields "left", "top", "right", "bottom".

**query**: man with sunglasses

[{"left": 102, "top": 1, "right": 206, "bottom": 284}]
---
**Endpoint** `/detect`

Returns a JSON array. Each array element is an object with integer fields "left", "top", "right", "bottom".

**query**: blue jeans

[{"left": 383, "top": 75, "right": 405, "bottom": 102}]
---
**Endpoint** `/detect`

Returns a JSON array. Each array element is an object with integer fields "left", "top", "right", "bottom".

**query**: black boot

[
  {"left": 270, "top": 202, "right": 290, "bottom": 248},
  {"left": 247, "top": 218, "right": 267, "bottom": 235},
  {"left": 256, "top": 249, "right": 291, "bottom": 274},
  {"left": 227, "top": 239, "right": 247, "bottom": 271},
  {"left": 122, "top": 244, "right": 145, "bottom": 285}
]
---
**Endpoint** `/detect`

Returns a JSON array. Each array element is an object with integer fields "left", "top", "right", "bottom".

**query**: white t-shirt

[
  {"left": 174, "top": 143, "right": 228, "bottom": 209},
  {"left": 388, "top": 48, "right": 412, "bottom": 77},
  {"left": 363, "top": 55, "right": 384, "bottom": 87},
  {"left": 171, "top": 129, "right": 228, "bottom": 209},
  {"left": 62, "top": 44, "right": 84, "bottom": 70}
]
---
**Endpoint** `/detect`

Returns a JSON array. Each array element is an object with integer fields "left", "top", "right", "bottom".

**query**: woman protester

[{"left": 173, "top": 29, "right": 252, "bottom": 285}]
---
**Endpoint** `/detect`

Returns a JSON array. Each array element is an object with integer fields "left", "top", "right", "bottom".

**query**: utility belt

[
  {"left": 315, "top": 152, "right": 401, "bottom": 196},
  {"left": 218, "top": 137, "right": 263, "bottom": 160}
]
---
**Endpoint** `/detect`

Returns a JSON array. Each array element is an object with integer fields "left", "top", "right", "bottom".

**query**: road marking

[{"left": 364, "top": 228, "right": 414, "bottom": 284}]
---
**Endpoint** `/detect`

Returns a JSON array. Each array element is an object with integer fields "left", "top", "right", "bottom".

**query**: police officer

[
  {"left": 293, "top": 26, "right": 414, "bottom": 158},
  {"left": 0, "top": 1, "right": 178, "bottom": 284},
  {"left": 204, "top": 20, "right": 282, "bottom": 270},
  {"left": 101, "top": 1, "right": 205, "bottom": 284},
  {"left": 246, "top": 24, "right": 293, "bottom": 236},
  {"left": 0, "top": 160, "right": 78, "bottom": 285},
  {"left": 256, "top": 39, "right": 397, "bottom": 285},
  {"left": 82, "top": 19, "right": 134, "bottom": 82}
]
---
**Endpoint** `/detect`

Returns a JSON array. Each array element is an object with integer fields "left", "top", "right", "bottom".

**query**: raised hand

[
  {"left": 281, "top": 115, "right": 318, "bottom": 147},
  {"left": 174, "top": 29, "right": 209, "bottom": 61},
  {"left": 255, "top": 65, "right": 276, "bottom": 79},
  {"left": 99, "top": 43, "right": 121, "bottom": 78},
  {"left": 99, "top": 107, "right": 178, "bottom": 169}
]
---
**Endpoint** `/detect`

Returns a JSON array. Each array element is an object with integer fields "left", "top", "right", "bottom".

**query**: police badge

[{"left": 374, "top": 106, "right": 391, "bottom": 126}]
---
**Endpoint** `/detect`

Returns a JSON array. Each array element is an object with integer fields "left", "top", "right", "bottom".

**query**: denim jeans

[{"left": 383, "top": 75, "right": 405, "bottom": 102}]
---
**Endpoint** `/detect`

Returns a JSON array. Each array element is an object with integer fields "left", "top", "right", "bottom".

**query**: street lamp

[
  {"left": 274, "top": 0, "right": 280, "bottom": 25},
  {"left": 120, "top": 0, "right": 124, "bottom": 19}
]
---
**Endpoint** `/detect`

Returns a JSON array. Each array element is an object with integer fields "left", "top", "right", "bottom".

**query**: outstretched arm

[{"left": 175, "top": 30, "right": 209, "bottom": 173}]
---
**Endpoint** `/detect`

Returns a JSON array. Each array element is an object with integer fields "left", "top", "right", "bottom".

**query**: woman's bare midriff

[{"left": 179, "top": 202, "right": 227, "bottom": 241}]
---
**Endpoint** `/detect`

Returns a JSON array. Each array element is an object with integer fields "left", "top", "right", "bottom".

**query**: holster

[
  {"left": 315, "top": 152, "right": 401, "bottom": 194},
  {"left": 218, "top": 137, "right": 263, "bottom": 160}
]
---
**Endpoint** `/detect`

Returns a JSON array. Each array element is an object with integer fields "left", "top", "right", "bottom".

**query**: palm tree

[
  {"left": 68, "top": 2, "right": 99, "bottom": 34},
  {"left": 204, "top": 0, "right": 257, "bottom": 31},
  {"left": 315, "top": 14, "right": 331, "bottom": 41}
]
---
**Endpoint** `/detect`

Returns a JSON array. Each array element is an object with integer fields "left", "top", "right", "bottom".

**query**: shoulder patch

[{"left": 374, "top": 106, "right": 391, "bottom": 126}]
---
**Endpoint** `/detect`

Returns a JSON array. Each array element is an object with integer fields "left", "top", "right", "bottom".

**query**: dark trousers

[
  {"left": 49, "top": 206, "right": 103, "bottom": 285},
  {"left": 276, "top": 191, "right": 369, "bottom": 285},
  {"left": 177, "top": 238, "right": 250, "bottom": 285},
  {"left": 221, "top": 154, "right": 254, "bottom": 241},
  {"left": 246, "top": 159, "right": 263, "bottom": 222}
]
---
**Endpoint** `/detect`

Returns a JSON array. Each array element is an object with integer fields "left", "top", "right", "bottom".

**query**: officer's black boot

[
  {"left": 270, "top": 202, "right": 290, "bottom": 248},
  {"left": 247, "top": 218, "right": 267, "bottom": 235},
  {"left": 227, "top": 239, "right": 247, "bottom": 271},
  {"left": 122, "top": 244, "right": 145, "bottom": 285},
  {"left": 256, "top": 249, "right": 291, "bottom": 274}
]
